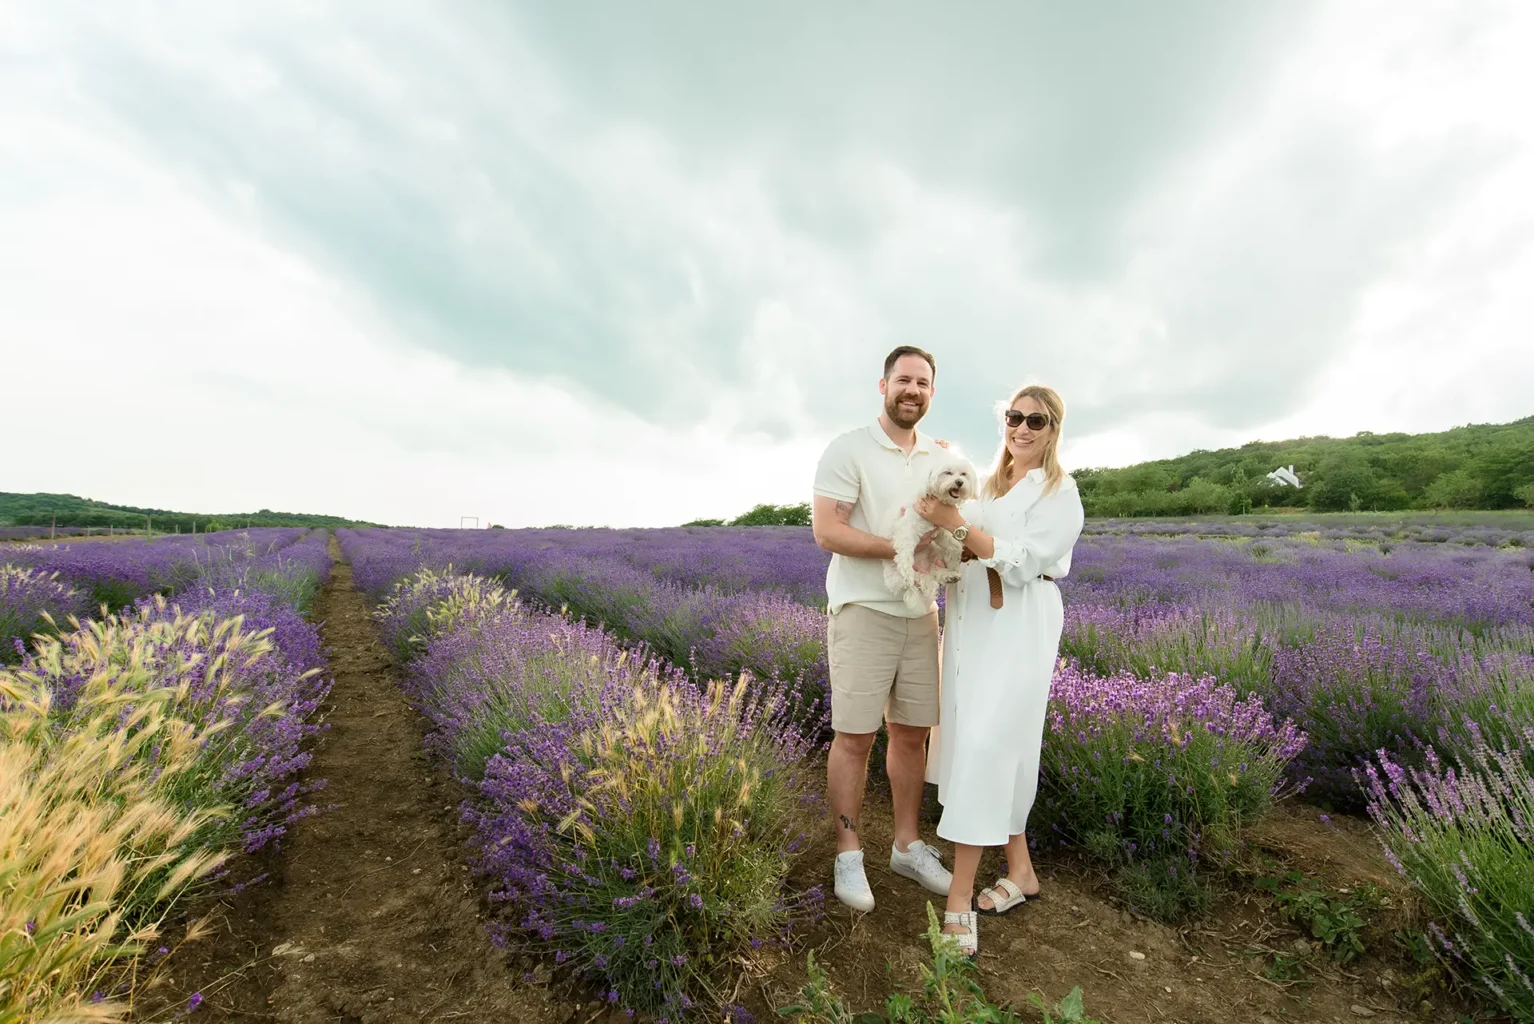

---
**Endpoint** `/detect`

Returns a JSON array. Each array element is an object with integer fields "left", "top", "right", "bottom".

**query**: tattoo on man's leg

[{"left": 839, "top": 814, "right": 858, "bottom": 833}]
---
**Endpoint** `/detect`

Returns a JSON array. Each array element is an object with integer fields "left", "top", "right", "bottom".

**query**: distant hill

[
  {"left": 0, "top": 492, "right": 389, "bottom": 533},
  {"left": 1075, "top": 415, "right": 1534, "bottom": 517},
  {"left": 690, "top": 416, "right": 1534, "bottom": 524}
]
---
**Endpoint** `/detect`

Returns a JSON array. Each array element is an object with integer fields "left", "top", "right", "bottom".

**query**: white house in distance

[{"left": 1266, "top": 465, "right": 1303, "bottom": 489}]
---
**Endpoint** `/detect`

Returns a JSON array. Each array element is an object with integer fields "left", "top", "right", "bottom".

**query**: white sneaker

[
  {"left": 890, "top": 839, "right": 953, "bottom": 895},
  {"left": 833, "top": 850, "right": 876, "bottom": 912}
]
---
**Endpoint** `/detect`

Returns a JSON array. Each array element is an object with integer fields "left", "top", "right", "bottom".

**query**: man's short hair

[{"left": 883, "top": 345, "right": 936, "bottom": 380}]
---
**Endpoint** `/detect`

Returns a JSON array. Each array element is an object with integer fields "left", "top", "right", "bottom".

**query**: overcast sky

[{"left": 2, "top": 1, "right": 1530, "bottom": 527}]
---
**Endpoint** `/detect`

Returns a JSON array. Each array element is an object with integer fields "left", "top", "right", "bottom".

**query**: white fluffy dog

[{"left": 884, "top": 448, "right": 980, "bottom": 614}]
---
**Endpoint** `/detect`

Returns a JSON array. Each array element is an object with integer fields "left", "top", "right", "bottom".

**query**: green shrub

[
  {"left": 1034, "top": 667, "right": 1305, "bottom": 922},
  {"left": 476, "top": 674, "right": 824, "bottom": 1020}
]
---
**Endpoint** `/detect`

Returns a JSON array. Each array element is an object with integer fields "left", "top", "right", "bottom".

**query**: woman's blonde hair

[{"left": 984, "top": 384, "right": 1067, "bottom": 498}]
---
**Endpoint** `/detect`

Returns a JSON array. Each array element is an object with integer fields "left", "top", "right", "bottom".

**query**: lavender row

[
  {"left": 341, "top": 522, "right": 1534, "bottom": 629},
  {"left": 341, "top": 524, "right": 1532, "bottom": 807},
  {"left": 376, "top": 568, "right": 824, "bottom": 1021},
  {"left": 1035, "top": 664, "right": 1307, "bottom": 917},
  {"left": 342, "top": 525, "right": 828, "bottom": 607},
  {"left": 1067, "top": 533, "right": 1534, "bottom": 630},
  {"left": 1061, "top": 603, "right": 1534, "bottom": 808},
  {"left": 5, "top": 527, "right": 317, "bottom": 609},
  {"left": 1, "top": 565, "right": 93, "bottom": 663},
  {"left": 1, "top": 527, "right": 332, "bottom": 661},
  {"left": 340, "top": 529, "right": 828, "bottom": 712},
  {"left": 1365, "top": 728, "right": 1534, "bottom": 1021},
  {"left": 1084, "top": 512, "right": 1534, "bottom": 549},
  {"left": 2, "top": 536, "right": 335, "bottom": 1018},
  {"left": 4, "top": 529, "right": 333, "bottom": 858},
  {"left": 0, "top": 525, "right": 94, "bottom": 540}
]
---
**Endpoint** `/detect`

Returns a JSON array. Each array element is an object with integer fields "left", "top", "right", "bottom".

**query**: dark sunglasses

[{"left": 1004, "top": 410, "right": 1051, "bottom": 430}]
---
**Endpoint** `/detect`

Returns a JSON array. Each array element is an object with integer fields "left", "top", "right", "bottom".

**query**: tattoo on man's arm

[
  {"left": 839, "top": 814, "right": 858, "bottom": 834},
  {"left": 833, "top": 501, "right": 853, "bottom": 524}
]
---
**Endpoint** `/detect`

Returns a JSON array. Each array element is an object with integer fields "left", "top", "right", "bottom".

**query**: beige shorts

[{"left": 826, "top": 603, "right": 940, "bottom": 734}]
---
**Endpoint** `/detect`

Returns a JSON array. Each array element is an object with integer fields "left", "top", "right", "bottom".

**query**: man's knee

[
  {"left": 886, "top": 722, "right": 930, "bottom": 750},
  {"left": 832, "top": 730, "right": 878, "bottom": 758}
]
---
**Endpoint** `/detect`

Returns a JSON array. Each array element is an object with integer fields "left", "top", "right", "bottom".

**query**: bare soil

[
  {"left": 136, "top": 541, "right": 1468, "bottom": 1024},
  {"left": 132, "top": 539, "right": 559, "bottom": 1023},
  {"left": 719, "top": 794, "right": 1452, "bottom": 1024}
]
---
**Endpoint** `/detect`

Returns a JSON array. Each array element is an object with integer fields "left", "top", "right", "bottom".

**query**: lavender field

[
  {"left": 5, "top": 514, "right": 1533, "bottom": 1021},
  {"left": 333, "top": 512, "right": 1534, "bottom": 1020},
  {"left": 339, "top": 515, "right": 1534, "bottom": 810}
]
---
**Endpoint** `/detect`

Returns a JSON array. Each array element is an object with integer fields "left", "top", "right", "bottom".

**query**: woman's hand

[{"left": 915, "top": 496, "right": 966, "bottom": 531}]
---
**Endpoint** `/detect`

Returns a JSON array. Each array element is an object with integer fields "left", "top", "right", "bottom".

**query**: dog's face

[{"left": 926, "top": 453, "right": 978, "bottom": 504}]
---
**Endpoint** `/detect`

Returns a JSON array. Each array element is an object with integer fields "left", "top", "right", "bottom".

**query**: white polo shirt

[{"left": 813, "top": 421, "right": 938, "bottom": 618}]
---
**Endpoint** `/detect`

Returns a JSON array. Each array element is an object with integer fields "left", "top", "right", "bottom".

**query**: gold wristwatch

[{"left": 951, "top": 524, "right": 970, "bottom": 542}]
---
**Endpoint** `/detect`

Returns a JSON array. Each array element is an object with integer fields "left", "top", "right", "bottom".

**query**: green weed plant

[
  {"left": 779, "top": 904, "right": 1101, "bottom": 1023},
  {"left": 1255, "top": 872, "right": 1379, "bottom": 963}
]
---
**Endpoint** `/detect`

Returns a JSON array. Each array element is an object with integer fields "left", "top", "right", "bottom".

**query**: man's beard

[{"left": 885, "top": 392, "right": 928, "bottom": 429}]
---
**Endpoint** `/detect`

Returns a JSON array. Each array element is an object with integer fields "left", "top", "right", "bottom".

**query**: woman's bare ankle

[{"left": 1009, "top": 869, "right": 1040, "bottom": 895}]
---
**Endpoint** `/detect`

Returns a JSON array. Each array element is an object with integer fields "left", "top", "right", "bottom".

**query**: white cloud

[
  {"left": 0, "top": 112, "right": 822, "bottom": 526},
  {"left": 1, "top": 0, "right": 1531, "bottom": 522}
]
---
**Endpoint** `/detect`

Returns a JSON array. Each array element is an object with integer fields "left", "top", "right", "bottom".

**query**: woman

[{"left": 915, "top": 384, "right": 1084, "bottom": 955}]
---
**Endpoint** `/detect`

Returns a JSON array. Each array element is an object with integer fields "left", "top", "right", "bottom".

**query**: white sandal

[
  {"left": 978, "top": 877, "right": 1030, "bottom": 916},
  {"left": 941, "top": 908, "right": 979, "bottom": 956}
]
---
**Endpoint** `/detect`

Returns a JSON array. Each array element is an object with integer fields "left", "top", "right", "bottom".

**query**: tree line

[
  {"left": 0, "top": 492, "right": 386, "bottom": 533},
  {"left": 684, "top": 502, "right": 812, "bottom": 527},
  {"left": 1075, "top": 416, "right": 1534, "bottom": 517}
]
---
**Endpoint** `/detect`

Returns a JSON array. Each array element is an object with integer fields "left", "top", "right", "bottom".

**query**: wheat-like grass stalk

[{"left": 2, "top": 617, "right": 237, "bottom": 1022}]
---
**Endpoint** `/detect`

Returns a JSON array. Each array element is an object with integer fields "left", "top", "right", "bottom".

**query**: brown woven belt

[{"left": 984, "top": 569, "right": 1054, "bottom": 609}]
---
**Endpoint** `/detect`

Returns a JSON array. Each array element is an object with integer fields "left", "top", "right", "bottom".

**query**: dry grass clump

[{"left": 1, "top": 624, "right": 234, "bottom": 1022}]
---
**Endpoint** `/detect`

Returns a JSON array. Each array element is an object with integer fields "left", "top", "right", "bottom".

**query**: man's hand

[
  {"left": 912, "top": 527, "right": 945, "bottom": 572},
  {"left": 914, "top": 496, "right": 965, "bottom": 531}
]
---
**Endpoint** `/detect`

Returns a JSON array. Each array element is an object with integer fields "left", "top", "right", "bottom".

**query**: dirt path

[{"left": 141, "top": 539, "right": 558, "bottom": 1023}]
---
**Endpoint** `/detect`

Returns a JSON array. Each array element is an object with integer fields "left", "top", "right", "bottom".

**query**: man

[{"left": 811, "top": 345, "right": 953, "bottom": 912}]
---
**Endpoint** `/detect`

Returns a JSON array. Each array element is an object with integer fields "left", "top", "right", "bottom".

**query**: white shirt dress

[{"left": 927, "top": 468, "right": 1086, "bottom": 847}]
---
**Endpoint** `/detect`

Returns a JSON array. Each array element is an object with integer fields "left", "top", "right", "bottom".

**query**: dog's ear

[{"left": 926, "top": 463, "right": 950, "bottom": 495}]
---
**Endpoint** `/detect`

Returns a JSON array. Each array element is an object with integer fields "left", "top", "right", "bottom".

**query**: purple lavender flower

[
  {"left": 0, "top": 564, "right": 89, "bottom": 663},
  {"left": 1365, "top": 731, "right": 1534, "bottom": 1020}
]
